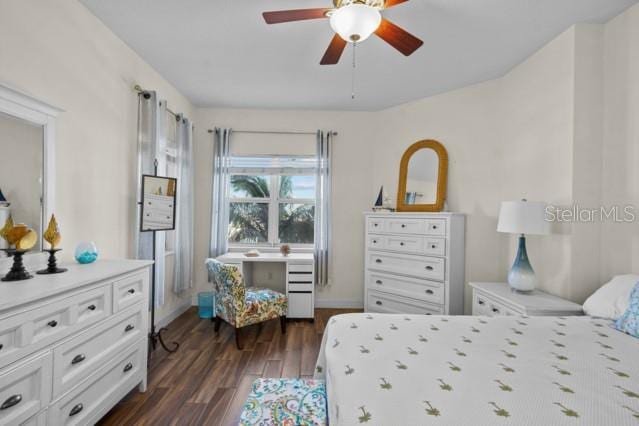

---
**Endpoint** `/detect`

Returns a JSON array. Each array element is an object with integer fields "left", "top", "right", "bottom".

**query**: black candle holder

[
  {"left": 1, "top": 249, "right": 33, "bottom": 281},
  {"left": 37, "top": 248, "right": 67, "bottom": 275}
]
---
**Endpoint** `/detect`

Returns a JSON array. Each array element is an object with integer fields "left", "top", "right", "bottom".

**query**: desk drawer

[
  {"left": 0, "top": 285, "right": 111, "bottom": 367},
  {"left": 48, "top": 340, "right": 144, "bottom": 426},
  {"left": 52, "top": 305, "right": 145, "bottom": 398},
  {"left": 113, "top": 271, "right": 148, "bottom": 313},
  {"left": 367, "top": 271, "right": 444, "bottom": 305},
  {"left": 287, "top": 293, "right": 313, "bottom": 319},
  {"left": 368, "top": 252, "right": 445, "bottom": 282},
  {"left": 0, "top": 352, "right": 52, "bottom": 426},
  {"left": 367, "top": 291, "right": 443, "bottom": 315}
]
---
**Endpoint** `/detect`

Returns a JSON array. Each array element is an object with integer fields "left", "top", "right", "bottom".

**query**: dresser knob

[
  {"left": 375, "top": 259, "right": 382, "bottom": 264},
  {"left": 425, "top": 289, "right": 434, "bottom": 295},
  {"left": 123, "top": 362, "right": 133, "bottom": 373},
  {"left": 71, "top": 354, "right": 86, "bottom": 365},
  {"left": 128, "top": 289, "right": 136, "bottom": 294},
  {"left": 432, "top": 225, "right": 438, "bottom": 229},
  {"left": 374, "top": 223, "right": 378, "bottom": 227},
  {"left": 425, "top": 266, "right": 434, "bottom": 271},
  {"left": 401, "top": 224, "right": 406, "bottom": 228},
  {"left": 48, "top": 320, "right": 58, "bottom": 328},
  {"left": 69, "top": 403, "right": 83, "bottom": 417},
  {"left": 373, "top": 240, "right": 377, "bottom": 244},
  {"left": 492, "top": 308, "right": 500, "bottom": 313},
  {"left": 431, "top": 245, "right": 436, "bottom": 249},
  {"left": 478, "top": 299, "right": 485, "bottom": 305},
  {"left": 0, "top": 344, "right": 3, "bottom": 351},
  {"left": 375, "top": 280, "right": 382, "bottom": 285},
  {"left": 400, "top": 242, "right": 404, "bottom": 246},
  {"left": 87, "top": 304, "right": 96, "bottom": 311},
  {"left": 375, "top": 301, "right": 382, "bottom": 306},
  {"left": 1, "top": 394, "right": 22, "bottom": 410},
  {"left": 125, "top": 324, "right": 135, "bottom": 332}
]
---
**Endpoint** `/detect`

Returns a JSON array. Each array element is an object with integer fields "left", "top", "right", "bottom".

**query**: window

[{"left": 227, "top": 157, "right": 316, "bottom": 247}]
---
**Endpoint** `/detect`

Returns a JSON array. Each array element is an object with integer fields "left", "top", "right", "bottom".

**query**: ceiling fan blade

[
  {"left": 384, "top": 0, "right": 410, "bottom": 8},
  {"left": 320, "top": 34, "right": 347, "bottom": 65},
  {"left": 375, "top": 18, "right": 423, "bottom": 56},
  {"left": 263, "top": 8, "right": 331, "bottom": 24}
]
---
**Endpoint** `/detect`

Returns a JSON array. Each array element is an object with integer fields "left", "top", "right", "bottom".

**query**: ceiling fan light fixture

[{"left": 330, "top": 3, "right": 381, "bottom": 43}]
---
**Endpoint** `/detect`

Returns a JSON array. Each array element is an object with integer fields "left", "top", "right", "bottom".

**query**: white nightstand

[{"left": 469, "top": 282, "right": 583, "bottom": 317}]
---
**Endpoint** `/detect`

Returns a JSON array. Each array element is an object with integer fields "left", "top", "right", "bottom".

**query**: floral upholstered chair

[{"left": 206, "top": 258, "right": 287, "bottom": 349}]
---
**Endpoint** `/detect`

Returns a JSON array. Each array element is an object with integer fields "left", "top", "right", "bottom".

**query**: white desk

[{"left": 216, "top": 252, "right": 315, "bottom": 319}]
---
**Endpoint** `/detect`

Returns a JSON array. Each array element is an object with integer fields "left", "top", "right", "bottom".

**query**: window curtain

[
  {"left": 209, "top": 128, "right": 232, "bottom": 262},
  {"left": 135, "top": 91, "right": 167, "bottom": 307},
  {"left": 174, "top": 115, "right": 194, "bottom": 293},
  {"left": 315, "top": 130, "right": 333, "bottom": 287}
]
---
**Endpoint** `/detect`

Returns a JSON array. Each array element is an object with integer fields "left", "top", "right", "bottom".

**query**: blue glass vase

[{"left": 74, "top": 241, "right": 98, "bottom": 264}]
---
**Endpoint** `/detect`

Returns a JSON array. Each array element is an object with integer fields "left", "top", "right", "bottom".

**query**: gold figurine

[{"left": 43, "top": 214, "right": 62, "bottom": 249}]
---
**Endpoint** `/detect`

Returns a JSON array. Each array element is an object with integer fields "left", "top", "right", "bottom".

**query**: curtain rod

[
  {"left": 133, "top": 84, "right": 180, "bottom": 120},
  {"left": 206, "top": 129, "right": 338, "bottom": 136}
]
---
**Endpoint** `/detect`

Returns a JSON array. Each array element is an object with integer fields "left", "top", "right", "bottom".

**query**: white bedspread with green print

[{"left": 314, "top": 313, "right": 639, "bottom": 425}]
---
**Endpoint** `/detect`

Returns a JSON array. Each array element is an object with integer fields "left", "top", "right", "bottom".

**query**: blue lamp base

[{"left": 508, "top": 235, "right": 537, "bottom": 293}]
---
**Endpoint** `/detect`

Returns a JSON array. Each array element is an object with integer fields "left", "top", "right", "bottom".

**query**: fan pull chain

[{"left": 351, "top": 42, "right": 357, "bottom": 100}]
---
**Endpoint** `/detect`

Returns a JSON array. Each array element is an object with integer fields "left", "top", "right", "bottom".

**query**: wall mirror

[
  {"left": 0, "top": 83, "right": 60, "bottom": 266},
  {"left": 397, "top": 140, "right": 448, "bottom": 212}
]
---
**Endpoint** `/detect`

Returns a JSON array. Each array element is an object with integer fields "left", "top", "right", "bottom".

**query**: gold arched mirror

[{"left": 397, "top": 140, "right": 448, "bottom": 212}]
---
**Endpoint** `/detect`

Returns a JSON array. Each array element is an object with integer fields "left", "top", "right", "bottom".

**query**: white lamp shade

[
  {"left": 330, "top": 4, "right": 381, "bottom": 43},
  {"left": 497, "top": 200, "right": 550, "bottom": 235}
]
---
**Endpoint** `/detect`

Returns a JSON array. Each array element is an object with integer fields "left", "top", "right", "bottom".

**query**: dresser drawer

[
  {"left": 48, "top": 340, "right": 144, "bottom": 426},
  {"left": 368, "top": 234, "right": 446, "bottom": 256},
  {"left": 0, "top": 285, "right": 111, "bottom": 367},
  {"left": 52, "top": 305, "right": 145, "bottom": 398},
  {"left": 472, "top": 291, "right": 521, "bottom": 317},
  {"left": 368, "top": 217, "right": 447, "bottom": 236},
  {"left": 367, "top": 291, "right": 443, "bottom": 315},
  {"left": 113, "top": 271, "right": 148, "bottom": 313},
  {"left": 367, "top": 271, "right": 444, "bottom": 305},
  {"left": 0, "top": 352, "right": 52, "bottom": 426},
  {"left": 368, "top": 252, "right": 445, "bottom": 281},
  {"left": 21, "top": 410, "right": 47, "bottom": 426}
]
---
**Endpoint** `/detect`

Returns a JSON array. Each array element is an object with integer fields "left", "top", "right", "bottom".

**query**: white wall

[
  {"left": 0, "top": 0, "right": 195, "bottom": 322},
  {"left": 600, "top": 4, "right": 639, "bottom": 280},
  {"left": 192, "top": 7, "right": 639, "bottom": 311}
]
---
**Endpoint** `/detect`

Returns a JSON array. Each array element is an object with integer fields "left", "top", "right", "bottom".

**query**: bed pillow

[
  {"left": 582, "top": 274, "right": 639, "bottom": 319},
  {"left": 614, "top": 282, "right": 639, "bottom": 337}
]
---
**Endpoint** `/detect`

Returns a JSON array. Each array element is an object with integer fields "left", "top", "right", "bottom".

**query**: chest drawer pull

[
  {"left": 431, "top": 245, "right": 436, "bottom": 249},
  {"left": 1, "top": 394, "right": 22, "bottom": 410},
  {"left": 375, "top": 280, "right": 382, "bottom": 285},
  {"left": 375, "top": 301, "right": 383, "bottom": 306},
  {"left": 425, "top": 289, "right": 434, "bottom": 295},
  {"left": 373, "top": 223, "right": 379, "bottom": 227},
  {"left": 48, "top": 320, "right": 58, "bottom": 328},
  {"left": 425, "top": 266, "right": 434, "bottom": 271},
  {"left": 432, "top": 225, "right": 438, "bottom": 230},
  {"left": 87, "top": 304, "right": 96, "bottom": 311},
  {"left": 492, "top": 308, "right": 500, "bottom": 313},
  {"left": 128, "top": 289, "right": 136, "bottom": 294},
  {"left": 125, "top": 324, "right": 135, "bottom": 332},
  {"left": 478, "top": 299, "right": 485, "bottom": 305},
  {"left": 69, "top": 403, "right": 83, "bottom": 417},
  {"left": 71, "top": 354, "right": 86, "bottom": 365},
  {"left": 123, "top": 362, "right": 133, "bottom": 373},
  {"left": 373, "top": 240, "right": 377, "bottom": 243},
  {"left": 400, "top": 242, "right": 405, "bottom": 246},
  {"left": 375, "top": 259, "right": 382, "bottom": 264},
  {"left": 0, "top": 344, "right": 3, "bottom": 350}
]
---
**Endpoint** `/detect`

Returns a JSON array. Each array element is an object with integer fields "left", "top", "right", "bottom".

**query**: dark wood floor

[{"left": 98, "top": 307, "right": 359, "bottom": 426}]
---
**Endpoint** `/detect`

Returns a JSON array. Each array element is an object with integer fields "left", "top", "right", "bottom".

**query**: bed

[{"left": 314, "top": 313, "right": 639, "bottom": 425}]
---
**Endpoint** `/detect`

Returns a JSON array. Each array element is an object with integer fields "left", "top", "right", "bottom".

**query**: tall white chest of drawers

[
  {"left": 365, "top": 212, "right": 465, "bottom": 315},
  {"left": 0, "top": 260, "right": 152, "bottom": 426}
]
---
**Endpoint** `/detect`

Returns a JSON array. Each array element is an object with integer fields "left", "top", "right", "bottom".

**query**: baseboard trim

[
  {"left": 156, "top": 302, "right": 192, "bottom": 328},
  {"left": 315, "top": 299, "right": 364, "bottom": 309}
]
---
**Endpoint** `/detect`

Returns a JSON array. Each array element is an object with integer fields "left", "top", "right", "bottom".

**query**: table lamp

[{"left": 497, "top": 199, "right": 550, "bottom": 292}]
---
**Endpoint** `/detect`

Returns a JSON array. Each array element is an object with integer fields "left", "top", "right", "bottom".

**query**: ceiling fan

[{"left": 263, "top": 0, "right": 423, "bottom": 65}]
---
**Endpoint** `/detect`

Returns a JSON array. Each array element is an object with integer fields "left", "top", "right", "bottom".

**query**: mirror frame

[
  {"left": 0, "top": 83, "right": 61, "bottom": 270},
  {"left": 396, "top": 139, "right": 448, "bottom": 212}
]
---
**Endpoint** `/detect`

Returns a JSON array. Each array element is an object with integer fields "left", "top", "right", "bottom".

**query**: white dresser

[
  {"left": 0, "top": 259, "right": 152, "bottom": 426},
  {"left": 364, "top": 212, "right": 465, "bottom": 315}
]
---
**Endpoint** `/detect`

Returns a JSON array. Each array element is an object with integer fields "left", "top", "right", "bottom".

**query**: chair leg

[
  {"left": 280, "top": 316, "right": 287, "bottom": 334},
  {"left": 235, "top": 327, "right": 243, "bottom": 350},
  {"left": 213, "top": 316, "right": 221, "bottom": 332}
]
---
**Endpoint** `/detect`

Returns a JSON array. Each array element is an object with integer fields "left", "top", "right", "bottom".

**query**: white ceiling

[{"left": 80, "top": 0, "right": 637, "bottom": 111}]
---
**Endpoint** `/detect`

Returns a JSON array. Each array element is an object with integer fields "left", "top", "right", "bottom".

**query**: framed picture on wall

[{"left": 140, "top": 175, "right": 177, "bottom": 232}]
